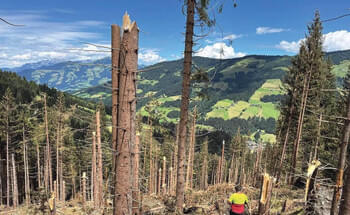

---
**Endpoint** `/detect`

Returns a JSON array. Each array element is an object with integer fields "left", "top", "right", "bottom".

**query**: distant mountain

[{"left": 7, "top": 50, "right": 350, "bottom": 141}]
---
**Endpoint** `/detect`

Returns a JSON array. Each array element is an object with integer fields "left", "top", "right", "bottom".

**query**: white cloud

[
  {"left": 0, "top": 11, "right": 109, "bottom": 68},
  {"left": 139, "top": 49, "right": 166, "bottom": 65},
  {"left": 276, "top": 40, "right": 303, "bottom": 53},
  {"left": 195, "top": 42, "right": 245, "bottom": 59},
  {"left": 323, "top": 30, "right": 350, "bottom": 51},
  {"left": 256, "top": 27, "right": 288, "bottom": 35},
  {"left": 276, "top": 30, "right": 350, "bottom": 53},
  {"left": 223, "top": 34, "right": 242, "bottom": 41}
]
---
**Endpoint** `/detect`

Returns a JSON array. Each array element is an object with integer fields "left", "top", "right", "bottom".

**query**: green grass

[
  {"left": 139, "top": 79, "right": 159, "bottom": 86},
  {"left": 331, "top": 60, "right": 350, "bottom": 78}
]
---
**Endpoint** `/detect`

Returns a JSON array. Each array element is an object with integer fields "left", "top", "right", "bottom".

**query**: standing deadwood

[
  {"left": 169, "top": 167, "right": 173, "bottom": 194},
  {"left": 132, "top": 135, "right": 140, "bottom": 215},
  {"left": 313, "top": 113, "right": 322, "bottom": 160},
  {"left": 340, "top": 157, "right": 350, "bottom": 214},
  {"left": 56, "top": 124, "right": 60, "bottom": 201},
  {"left": 305, "top": 160, "right": 321, "bottom": 213},
  {"left": 91, "top": 132, "right": 98, "bottom": 207},
  {"left": 148, "top": 120, "right": 154, "bottom": 194},
  {"left": 111, "top": 24, "right": 121, "bottom": 205},
  {"left": 200, "top": 140, "right": 208, "bottom": 190},
  {"left": 5, "top": 103, "right": 10, "bottom": 207},
  {"left": 154, "top": 145, "right": 159, "bottom": 194},
  {"left": 332, "top": 88, "right": 350, "bottom": 214},
  {"left": 291, "top": 70, "right": 312, "bottom": 184},
  {"left": 233, "top": 158, "right": 239, "bottom": 185},
  {"left": 158, "top": 168, "right": 162, "bottom": 194},
  {"left": 172, "top": 124, "right": 179, "bottom": 194},
  {"left": 228, "top": 151, "right": 235, "bottom": 183},
  {"left": 59, "top": 121, "right": 64, "bottom": 202},
  {"left": 96, "top": 110, "right": 103, "bottom": 207},
  {"left": 62, "top": 181, "right": 65, "bottom": 202},
  {"left": 44, "top": 94, "right": 52, "bottom": 193},
  {"left": 36, "top": 143, "right": 41, "bottom": 188},
  {"left": 23, "top": 124, "right": 30, "bottom": 204},
  {"left": 51, "top": 181, "right": 57, "bottom": 215},
  {"left": 162, "top": 157, "right": 167, "bottom": 194},
  {"left": 218, "top": 140, "right": 225, "bottom": 184},
  {"left": 114, "top": 13, "right": 138, "bottom": 215},
  {"left": 11, "top": 154, "right": 18, "bottom": 208},
  {"left": 276, "top": 87, "right": 297, "bottom": 183},
  {"left": 82, "top": 172, "right": 86, "bottom": 204},
  {"left": 186, "top": 108, "right": 196, "bottom": 189},
  {"left": 258, "top": 173, "right": 274, "bottom": 215},
  {"left": 176, "top": 0, "right": 195, "bottom": 211}
]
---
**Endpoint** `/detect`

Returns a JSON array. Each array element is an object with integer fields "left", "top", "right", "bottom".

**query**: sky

[{"left": 0, "top": 0, "right": 350, "bottom": 68}]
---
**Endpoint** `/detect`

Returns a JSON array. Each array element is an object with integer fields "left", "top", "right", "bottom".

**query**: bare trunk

[
  {"left": 186, "top": 108, "right": 196, "bottom": 189},
  {"left": 23, "top": 125, "right": 30, "bottom": 204},
  {"left": 92, "top": 132, "right": 97, "bottom": 207},
  {"left": 132, "top": 135, "right": 140, "bottom": 214},
  {"left": 6, "top": 108, "right": 10, "bottom": 207},
  {"left": 36, "top": 143, "right": 41, "bottom": 188},
  {"left": 176, "top": 1, "right": 195, "bottom": 210},
  {"left": 114, "top": 13, "right": 138, "bottom": 215},
  {"left": 219, "top": 140, "right": 225, "bottom": 184},
  {"left": 162, "top": 157, "right": 166, "bottom": 194},
  {"left": 291, "top": 70, "right": 312, "bottom": 184},
  {"left": 82, "top": 172, "right": 86, "bottom": 204},
  {"left": 59, "top": 123, "right": 64, "bottom": 202},
  {"left": 148, "top": 120, "right": 153, "bottom": 194},
  {"left": 56, "top": 124, "right": 60, "bottom": 201},
  {"left": 44, "top": 94, "right": 52, "bottom": 193},
  {"left": 111, "top": 24, "right": 121, "bottom": 207},
  {"left": 11, "top": 154, "right": 18, "bottom": 208},
  {"left": 332, "top": 91, "right": 350, "bottom": 214},
  {"left": 96, "top": 110, "right": 103, "bottom": 207}
]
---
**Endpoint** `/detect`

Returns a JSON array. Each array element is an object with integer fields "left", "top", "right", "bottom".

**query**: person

[{"left": 227, "top": 185, "right": 249, "bottom": 215}]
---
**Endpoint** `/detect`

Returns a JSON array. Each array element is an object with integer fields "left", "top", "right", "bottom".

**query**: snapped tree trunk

[
  {"left": 96, "top": 110, "right": 103, "bottom": 207},
  {"left": 114, "top": 13, "right": 138, "bottom": 215},
  {"left": 92, "top": 132, "right": 98, "bottom": 207},
  {"left": 333, "top": 88, "right": 350, "bottom": 214}
]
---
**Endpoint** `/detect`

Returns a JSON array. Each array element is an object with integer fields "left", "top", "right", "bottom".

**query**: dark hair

[{"left": 235, "top": 185, "right": 242, "bottom": 192}]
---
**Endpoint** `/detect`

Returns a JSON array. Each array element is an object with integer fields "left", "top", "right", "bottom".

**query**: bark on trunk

[
  {"left": 132, "top": 135, "right": 140, "bottom": 215},
  {"left": 92, "top": 132, "right": 97, "bottom": 207},
  {"left": 114, "top": 13, "right": 138, "bottom": 215},
  {"left": 11, "top": 154, "right": 18, "bottom": 208},
  {"left": 96, "top": 110, "right": 103, "bottom": 207},
  {"left": 332, "top": 90, "right": 350, "bottom": 214},
  {"left": 176, "top": 0, "right": 195, "bottom": 211},
  {"left": 23, "top": 125, "right": 30, "bottom": 204},
  {"left": 111, "top": 24, "right": 121, "bottom": 206}
]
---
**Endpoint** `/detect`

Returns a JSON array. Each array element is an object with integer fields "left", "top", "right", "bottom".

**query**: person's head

[{"left": 235, "top": 185, "right": 242, "bottom": 192}]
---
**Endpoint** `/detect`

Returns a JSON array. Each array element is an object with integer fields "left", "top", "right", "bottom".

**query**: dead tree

[
  {"left": 82, "top": 172, "right": 86, "bottom": 204},
  {"left": 56, "top": 124, "right": 60, "bottom": 201},
  {"left": 23, "top": 124, "right": 30, "bottom": 204},
  {"left": 162, "top": 157, "right": 167, "bottom": 194},
  {"left": 218, "top": 140, "right": 226, "bottom": 184},
  {"left": 258, "top": 173, "right": 274, "bottom": 215},
  {"left": 36, "top": 143, "right": 41, "bottom": 188},
  {"left": 96, "top": 110, "right": 103, "bottom": 207},
  {"left": 186, "top": 108, "right": 196, "bottom": 189},
  {"left": 111, "top": 23, "right": 121, "bottom": 204},
  {"left": 148, "top": 120, "right": 154, "bottom": 194},
  {"left": 91, "top": 132, "right": 97, "bottom": 207},
  {"left": 44, "top": 94, "right": 52, "bottom": 193},
  {"left": 11, "top": 154, "right": 18, "bottom": 208},
  {"left": 132, "top": 135, "right": 140, "bottom": 215},
  {"left": 114, "top": 13, "right": 139, "bottom": 215},
  {"left": 332, "top": 86, "right": 350, "bottom": 214}
]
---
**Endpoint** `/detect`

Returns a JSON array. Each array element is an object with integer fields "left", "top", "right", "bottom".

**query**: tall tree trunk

[
  {"left": 0, "top": 154, "right": 2, "bottom": 206},
  {"left": 186, "top": 108, "right": 196, "bottom": 189},
  {"left": 6, "top": 103, "right": 10, "bottom": 207},
  {"left": 36, "top": 143, "right": 41, "bottom": 188},
  {"left": 162, "top": 156, "right": 166, "bottom": 194},
  {"left": 219, "top": 140, "right": 225, "bottom": 184},
  {"left": 132, "top": 135, "right": 140, "bottom": 215},
  {"left": 114, "top": 13, "right": 138, "bottom": 215},
  {"left": 44, "top": 94, "right": 52, "bottom": 193},
  {"left": 291, "top": 70, "right": 312, "bottom": 184},
  {"left": 176, "top": 0, "right": 195, "bottom": 211},
  {"left": 96, "top": 110, "right": 103, "bottom": 207},
  {"left": 111, "top": 24, "right": 121, "bottom": 207},
  {"left": 11, "top": 154, "right": 18, "bottom": 208},
  {"left": 23, "top": 125, "right": 30, "bottom": 204},
  {"left": 148, "top": 120, "right": 153, "bottom": 194},
  {"left": 92, "top": 132, "right": 97, "bottom": 207},
  {"left": 332, "top": 90, "right": 350, "bottom": 214},
  {"left": 82, "top": 172, "right": 86, "bottom": 204},
  {"left": 56, "top": 124, "right": 60, "bottom": 201},
  {"left": 59, "top": 123, "right": 64, "bottom": 202}
]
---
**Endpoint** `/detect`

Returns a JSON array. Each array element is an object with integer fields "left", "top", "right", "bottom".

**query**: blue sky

[{"left": 1, "top": 0, "right": 350, "bottom": 67}]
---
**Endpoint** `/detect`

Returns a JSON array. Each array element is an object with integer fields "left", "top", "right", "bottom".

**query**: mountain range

[{"left": 4, "top": 49, "right": 350, "bottom": 142}]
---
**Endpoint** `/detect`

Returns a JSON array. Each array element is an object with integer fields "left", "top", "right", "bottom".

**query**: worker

[{"left": 227, "top": 185, "right": 249, "bottom": 215}]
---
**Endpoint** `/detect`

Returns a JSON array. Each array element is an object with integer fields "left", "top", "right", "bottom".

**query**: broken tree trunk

[
  {"left": 114, "top": 12, "right": 138, "bottom": 215},
  {"left": 258, "top": 173, "right": 274, "bottom": 215},
  {"left": 96, "top": 110, "right": 103, "bottom": 207},
  {"left": 331, "top": 87, "right": 350, "bottom": 215},
  {"left": 91, "top": 131, "right": 97, "bottom": 207},
  {"left": 132, "top": 135, "right": 140, "bottom": 215},
  {"left": 82, "top": 172, "right": 86, "bottom": 204},
  {"left": 111, "top": 24, "right": 121, "bottom": 208},
  {"left": 305, "top": 160, "right": 321, "bottom": 213},
  {"left": 162, "top": 156, "right": 166, "bottom": 194},
  {"left": 11, "top": 154, "right": 18, "bottom": 208},
  {"left": 186, "top": 108, "right": 196, "bottom": 189}
]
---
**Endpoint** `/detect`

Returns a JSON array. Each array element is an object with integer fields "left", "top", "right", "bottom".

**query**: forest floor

[{"left": 0, "top": 184, "right": 305, "bottom": 215}]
